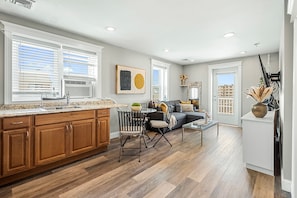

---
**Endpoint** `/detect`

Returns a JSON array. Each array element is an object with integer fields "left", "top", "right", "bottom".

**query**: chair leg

[
  {"left": 119, "top": 135, "right": 123, "bottom": 162},
  {"left": 119, "top": 134, "right": 142, "bottom": 162},
  {"left": 153, "top": 128, "right": 172, "bottom": 147},
  {"left": 139, "top": 135, "right": 141, "bottom": 162}
]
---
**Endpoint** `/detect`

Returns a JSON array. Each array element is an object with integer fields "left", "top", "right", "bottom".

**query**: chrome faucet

[{"left": 66, "top": 92, "right": 70, "bottom": 105}]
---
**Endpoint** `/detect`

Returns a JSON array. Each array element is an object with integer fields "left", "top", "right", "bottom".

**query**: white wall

[
  {"left": 0, "top": 22, "right": 3, "bottom": 105},
  {"left": 0, "top": 13, "right": 183, "bottom": 135},
  {"left": 279, "top": 0, "right": 294, "bottom": 192},
  {"left": 183, "top": 53, "right": 279, "bottom": 116}
]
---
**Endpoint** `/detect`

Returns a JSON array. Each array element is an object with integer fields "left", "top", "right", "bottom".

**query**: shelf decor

[
  {"left": 180, "top": 74, "right": 188, "bottom": 86},
  {"left": 116, "top": 65, "right": 145, "bottom": 94}
]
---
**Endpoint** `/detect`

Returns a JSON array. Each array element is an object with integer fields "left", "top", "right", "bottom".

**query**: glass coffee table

[{"left": 182, "top": 120, "right": 219, "bottom": 145}]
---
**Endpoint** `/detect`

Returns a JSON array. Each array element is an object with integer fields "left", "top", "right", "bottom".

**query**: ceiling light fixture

[
  {"left": 164, "top": 49, "right": 169, "bottom": 53},
  {"left": 223, "top": 32, "right": 235, "bottom": 38},
  {"left": 105, "top": 26, "right": 116, "bottom": 32},
  {"left": 182, "top": 58, "right": 195, "bottom": 62},
  {"left": 240, "top": 51, "right": 247, "bottom": 54},
  {"left": 254, "top": 42, "right": 261, "bottom": 47},
  {"left": 6, "top": 0, "right": 36, "bottom": 9}
]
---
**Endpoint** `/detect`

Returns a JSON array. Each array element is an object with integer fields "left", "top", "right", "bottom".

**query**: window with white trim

[
  {"left": 3, "top": 21, "right": 102, "bottom": 103},
  {"left": 151, "top": 59, "right": 170, "bottom": 101},
  {"left": 12, "top": 35, "right": 60, "bottom": 102}
]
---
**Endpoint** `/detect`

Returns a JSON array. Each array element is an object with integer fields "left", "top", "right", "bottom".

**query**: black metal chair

[
  {"left": 118, "top": 110, "right": 146, "bottom": 162},
  {"left": 149, "top": 102, "right": 173, "bottom": 147}
]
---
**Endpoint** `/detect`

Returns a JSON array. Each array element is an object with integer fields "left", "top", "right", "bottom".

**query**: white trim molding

[{"left": 282, "top": 169, "right": 292, "bottom": 192}]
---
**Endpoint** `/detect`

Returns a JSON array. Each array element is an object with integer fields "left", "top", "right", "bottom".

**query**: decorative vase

[
  {"left": 181, "top": 79, "right": 186, "bottom": 85},
  {"left": 251, "top": 102, "right": 267, "bottom": 118}
]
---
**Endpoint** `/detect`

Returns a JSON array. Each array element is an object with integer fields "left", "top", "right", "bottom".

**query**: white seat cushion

[{"left": 150, "top": 120, "right": 168, "bottom": 128}]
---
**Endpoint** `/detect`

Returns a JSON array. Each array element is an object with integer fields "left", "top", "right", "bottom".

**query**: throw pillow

[
  {"left": 180, "top": 100, "right": 191, "bottom": 104},
  {"left": 159, "top": 102, "right": 168, "bottom": 113},
  {"left": 175, "top": 104, "right": 182, "bottom": 112},
  {"left": 168, "top": 105, "right": 175, "bottom": 113},
  {"left": 180, "top": 104, "right": 194, "bottom": 112},
  {"left": 191, "top": 99, "right": 199, "bottom": 110}
]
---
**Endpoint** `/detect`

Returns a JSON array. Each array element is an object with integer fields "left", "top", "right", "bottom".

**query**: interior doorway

[{"left": 208, "top": 62, "right": 242, "bottom": 126}]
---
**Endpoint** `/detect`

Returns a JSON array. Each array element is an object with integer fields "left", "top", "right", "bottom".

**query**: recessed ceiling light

[
  {"left": 240, "top": 51, "right": 247, "bottom": 54},
  {"left": 224, "top": 32, "right": 235, "bottom": 38},
  {"left": 105, "top": 26, "right": 116, "bottom": 32},
  {"left": 164, "top": 49, "right": 169, "bottom": 53}
]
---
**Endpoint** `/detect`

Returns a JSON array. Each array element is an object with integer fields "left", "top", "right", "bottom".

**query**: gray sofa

[{"left": 147, "top": 100, "right": 205, "bottom": 130}]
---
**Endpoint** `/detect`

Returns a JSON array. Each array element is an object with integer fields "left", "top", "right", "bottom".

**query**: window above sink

[{"left": 2, "top": 21, "right": 103, "bottom": 104}]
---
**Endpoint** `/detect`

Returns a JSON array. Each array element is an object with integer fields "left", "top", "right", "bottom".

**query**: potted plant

[{"left": 131, "top": 102, "right": 142, "bottom": 111}]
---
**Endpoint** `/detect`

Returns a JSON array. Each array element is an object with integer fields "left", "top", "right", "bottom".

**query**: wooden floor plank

[
  {"left": 0, "top": 125, "right": 290, "bottom": 198},
  {"left": 143, "top": 180, "right": 175, "bottom": 198}
]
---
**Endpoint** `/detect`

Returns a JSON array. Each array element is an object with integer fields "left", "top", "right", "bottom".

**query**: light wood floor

[{"left": 0, "top": 124, "right": 291, "bottom": 198}]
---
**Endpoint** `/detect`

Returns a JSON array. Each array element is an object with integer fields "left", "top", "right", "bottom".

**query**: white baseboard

[
  {"left": 110, "top": 131, "right": 119, "bottom": 139},
  {"left": 281, "top": 170, "right": 292, "bottom": 192}
]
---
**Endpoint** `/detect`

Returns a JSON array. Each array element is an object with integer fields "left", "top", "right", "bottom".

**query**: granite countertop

[{"left": 0, "top": 99, "right": 127, "bottom": 118}]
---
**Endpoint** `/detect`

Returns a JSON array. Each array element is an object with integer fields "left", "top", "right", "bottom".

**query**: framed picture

[{"left": 116, "top": 65, "right": 145, "bottom": 94}]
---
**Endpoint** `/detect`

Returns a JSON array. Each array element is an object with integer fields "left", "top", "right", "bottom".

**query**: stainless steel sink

[{"left": 42, "top": 105, "right": 81, "bottom": 110}]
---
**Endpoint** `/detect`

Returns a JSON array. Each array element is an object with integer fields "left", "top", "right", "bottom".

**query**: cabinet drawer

[
  {"left": 97, "top": 109, "right": 110, "bottom": 117},
  {"left": 3, "top": 116, "right": 31, "bottom": 130},
  {"left": 35, "top": 110, "right": 95, "bottom": 125}
]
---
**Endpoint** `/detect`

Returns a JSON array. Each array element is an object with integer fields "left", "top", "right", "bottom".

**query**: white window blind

[
  {"left": 63, "top": 47, "right": 97, "bottom": 79},
  {"left": 12, "top": 35, "right": 60, "bottom": 102}
]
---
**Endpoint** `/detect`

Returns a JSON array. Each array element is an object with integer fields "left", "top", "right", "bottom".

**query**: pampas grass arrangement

[{"left": 246, "top": 85, "right": 273, "bottom": 103}]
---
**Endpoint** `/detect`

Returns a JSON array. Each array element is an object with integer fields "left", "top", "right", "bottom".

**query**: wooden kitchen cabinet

[
  {"left": 0, "top": 108, "right": 111, "bottom": 186},
  {"left": 2, "top": 116, "right": 32, "bottom": 176},
  {"left": 0, "top": 119, "right": 2, "bottom": 177},
  {"left": 69, "top": 119, "right": 96, "bottom": 156},
  {"left": 96, "top": 109, "right": 110, "bottom": 147},
  {"left": 34, "top": 110, "right": 96, "bottom": 166},
  {"left": 35, "top": 123, "right": 67, "bottom": 166}
]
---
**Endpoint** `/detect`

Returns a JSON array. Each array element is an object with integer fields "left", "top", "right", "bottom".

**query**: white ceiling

[{"left": 0, "top": 0, "right": 283, "bottom": 65}]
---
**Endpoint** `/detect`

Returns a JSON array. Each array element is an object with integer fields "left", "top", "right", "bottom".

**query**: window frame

[
  {"left": 3, "top": 21, "right": 103, "bottom": 104},
  {"left": 151, "top": 59, "right": 170, "bottom": 101}
]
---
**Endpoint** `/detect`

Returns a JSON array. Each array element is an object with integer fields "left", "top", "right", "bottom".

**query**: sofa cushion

[
  {"left": 184, "top": 112, "right": 204, "bottom": 123},
  {"left": 180, "top": 100, "right": 191, "bottom": 104},
  {"left": 168, "top": 104, "right": 175, "bottom": 113},
  {"left": 171, "top": 112, "right": 187, "bottom": 120},
  {"left": 175, "top": 104, "right": 182, "bottom": 112},
  {"left": 180, "top": 104, "right": 194, "bottom": 112},
  {"left": 171, "top": 112, "right": 187, "bottom": 129}
]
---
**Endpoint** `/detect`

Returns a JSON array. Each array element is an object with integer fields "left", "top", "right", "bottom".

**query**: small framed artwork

[{"left": 116, "top": 65, "right": 145, "bottom": 94}]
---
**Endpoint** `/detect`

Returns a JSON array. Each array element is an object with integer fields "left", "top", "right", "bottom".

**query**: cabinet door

[
  {"left": 97, "top": 116, "right": 110, "bottom": 147},
  {"left": 35, "top": 123, "right": 67, "bottom": 166},
  {"left": 69, "top": 119, "right": 96, "bottom": 156},
  {"left": 3, "top": 128, "right": 30, "bottom": 176},
  {"left": 0, "top": 130, "right": 2, "bottom": 177}
]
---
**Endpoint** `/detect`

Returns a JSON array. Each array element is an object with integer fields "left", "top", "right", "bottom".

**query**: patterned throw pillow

[{"left": 180, "top": 104, "right": 194, "bottom": 112}]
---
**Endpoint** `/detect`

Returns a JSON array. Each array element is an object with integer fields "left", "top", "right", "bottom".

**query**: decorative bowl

[{"left": 131, "top": 106, "right": 142, "bottom": 111}]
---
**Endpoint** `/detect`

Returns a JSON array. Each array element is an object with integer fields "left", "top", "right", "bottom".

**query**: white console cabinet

[{"left": 241, "top": 111, "right": 275, "bottom": 176}]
